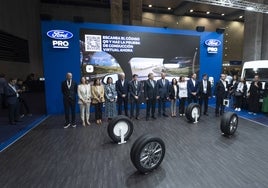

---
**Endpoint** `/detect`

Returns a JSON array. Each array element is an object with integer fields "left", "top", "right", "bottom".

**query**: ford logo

[
  {"left": 205, "top": 39, "right": 221, "bottom": 47},
  {"left": 46, "top": 30, "right": 73, "bottom": 40}
]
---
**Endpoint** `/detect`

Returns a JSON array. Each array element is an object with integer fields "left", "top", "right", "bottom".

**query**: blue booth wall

[{"left": 41, "top": 21, "right": 223, "bottom": 114}]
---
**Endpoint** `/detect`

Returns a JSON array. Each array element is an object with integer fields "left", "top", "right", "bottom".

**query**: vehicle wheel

[
  {"left": 185, "top": 103, "right": 201, "bottom": 122},
  {"left": 107, "top": 115, "right": 133, "bottom": 143},
  {"left": 220, "top": 112, "right": 238, "bottom": 136},
  {"left": 130, "top": 134, "right": 165, "bottom": 174}
]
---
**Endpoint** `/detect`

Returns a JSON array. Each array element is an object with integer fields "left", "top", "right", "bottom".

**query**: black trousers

[
  {"left": 158, "top": 97, "right": 167, "bottom": 115},
  {"left": 199, "top": 93, "right": 209, "bottom": 114},
  {"left": 130, "top": 98, "right": 140, "bottom": 118},
  {"left": 179, "top": 97, "right": 187, "bottom": 114},
  {"left": 188, "top": 94, "right": 198, "bottom": 104},
  {"left": 146, "top": 98, "right": 156, "bottom": 118},
  {"left": 94, "top": 102, "right": 103, "bottom": 120},
  {"left": 63, "top": 98, "right": 76, "bottom": 124},
  {"left": 8, "top": 100, "right": 19, "bottom": 123},
  {"left": 215, "top": 96, "right": 225, "bottom": 115},
  {"left": 19, "top": 97, "right": 30, "bottom": 114},
  {"left": 235, "top": 96, "right": 243, "bottom": 108},
  {"left": 117, "top": 96, "right": 128, "bottom": 116}
]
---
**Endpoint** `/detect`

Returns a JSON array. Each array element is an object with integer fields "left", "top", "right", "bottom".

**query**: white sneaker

[
  {"left": 253, "top": 113, "right": 257, "bottom": 115},
  {"left": 238, "top": 108, "right": 241, "bottom": 111},
  {"left": 64, "top": 123, "right": 70, "bottom": 128},
  {"left": 72, "top": 124, "right": 76, "bottom": 128},
  {"left": 235, "top": 108, "right": 238, "bottom": 111},
  {"left": 248, "top": 112, "right": 253, "bottom": 114}
]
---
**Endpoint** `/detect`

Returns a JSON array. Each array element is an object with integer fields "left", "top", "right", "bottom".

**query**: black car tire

[
  {"left": 185, "top": 103, "right": 201, "bottom": 122},
  {"left": 220, "top": 112, "right": 238, "bottom": 136},
  {"left": 107, "top": 115, "right": 133, "bottom": 143},
  {"left": 130, "top": 134, "right": 165, "bottom": 174}
]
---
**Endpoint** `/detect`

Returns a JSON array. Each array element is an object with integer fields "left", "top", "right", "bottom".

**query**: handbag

[{"left": 234, "top": 91, "right": 243, "bottom": 97}]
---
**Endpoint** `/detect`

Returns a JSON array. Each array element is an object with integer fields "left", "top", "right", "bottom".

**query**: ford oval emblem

[
  {"left": 46, "top": 30, "right": 73, "bottom": 40},
  {"left": 205, "top": 39, "right": 221, "bottom": 47}
]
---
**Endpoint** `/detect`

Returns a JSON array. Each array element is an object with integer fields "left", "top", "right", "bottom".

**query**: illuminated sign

[
  {"left": 205, "top": 39, "right": 221, "bottom": 54},
  {"left": 47, "top": 30, "right": 73, "bottom": 49}
]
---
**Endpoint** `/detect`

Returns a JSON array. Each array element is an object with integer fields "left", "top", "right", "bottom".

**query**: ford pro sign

[
  {"left": 47, "top": 30, "right": 73, "bottom": 49},
  {"left": 47, "top": 30, "right": 73, "bottom": 40},
  {"left": 205, "top": 39, "right": 221, "bottom": 47}
]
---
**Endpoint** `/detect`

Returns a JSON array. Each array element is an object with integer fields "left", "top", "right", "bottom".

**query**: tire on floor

[
  {"left": 185, "top": 103, "right": 201, "bottom": 122},
  {"left": 107, "top": 115, "right": 133, "bottom": 143},
  {"left": 130, "top": 134, "right": 165, "bottom": 174},
  {"left": 220, "top": 112, "right": 238, "bottom": 136}
]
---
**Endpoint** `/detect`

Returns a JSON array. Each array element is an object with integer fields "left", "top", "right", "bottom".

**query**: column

[
  {"left": 130, "top": 0, "right": 142, "bottom": 25},
  {"left": 110, "top": 0, "right": 123, "bottom": 24}
]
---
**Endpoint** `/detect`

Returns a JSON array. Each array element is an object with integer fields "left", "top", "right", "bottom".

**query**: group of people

[
  {"left": 62, "top": 71, "right": 263, "bottom": 128},
  {"left": 0, "top": 74, "right": 33, "bottom": 125}
]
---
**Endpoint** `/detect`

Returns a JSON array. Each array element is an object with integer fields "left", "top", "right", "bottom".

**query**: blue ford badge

[
  {"left": 47, "top": 30, "right": 73, "bottom": 40},
  {"left": 205, "top": 39, "right": 221, "bottom": 47}
]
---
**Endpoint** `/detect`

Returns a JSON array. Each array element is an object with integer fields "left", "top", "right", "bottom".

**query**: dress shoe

[
  {"left": 204, "top": 113, "right": 208, "bottom": 116},
  {"left": 152, "top": 116, "right": 157, "bottom": 119},
  {"left": 135, "top": 117, "right": 140, "bottom": 120},
  {"left": 64, "top": 123, "right": 71, "bottom": 128},
  {"left": 163, "top": 114, "right": 168, "bottom": 117}
]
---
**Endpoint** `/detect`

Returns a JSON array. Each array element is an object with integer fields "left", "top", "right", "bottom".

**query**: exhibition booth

[{"left": 41, "top": 21, "right": 223, "bottom": 114}]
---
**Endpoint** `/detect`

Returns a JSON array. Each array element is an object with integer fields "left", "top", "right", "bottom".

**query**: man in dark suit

[
  {"left": 4, "top": 78, "right": 20, "bottom": 125},
  {"left": 199, "top": 74, "right": 212, "bottom": 115},
  {"left": 116, "top": 73, "right": 129, "bottom": 116},
  {"left": 129, "top": 74, "right": 142, "bottom": 120},
  {"left": 61, "top": 72, "right": 77, "bottom": 128},
  {"left": 215, "top": 73, "right": 229, "bottom": 117},
  {"left": 144, "top": 73, "right": 157, "bottom": 121},
  {"left": 187, "top": 73, "right": 199, "bottom": 104},
  {"left": 156, "top": 72, "right": 169, "bottom": 117}
]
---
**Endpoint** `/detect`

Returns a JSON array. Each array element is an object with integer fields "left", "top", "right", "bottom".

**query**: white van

[{"left": 241, "top": 60, "right": 268, "bottom": 90}]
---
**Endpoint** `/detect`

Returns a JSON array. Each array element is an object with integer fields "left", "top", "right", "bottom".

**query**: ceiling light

[
  {"left": 190, "top": 9, "right": 194, "bottom": 12},
  {"left": 148, "top": 4, "right": 152, "bottom": 8},
  {"left": 239, "top": 15, "right": 243, "bottom": 19},
  {"left": 246, "top": 6, "right": 254, "bottom": 11},
  {"left": 168, "top": 7, "right": 171, "bottom": 10},
  {"left": 206, "top": 11, "right": 210, "bottom": 14},
  {"left": 221, "top": 13, "right": 225, "bottom": 16}
]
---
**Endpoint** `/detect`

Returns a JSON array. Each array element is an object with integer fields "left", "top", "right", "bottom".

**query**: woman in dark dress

[
  {"left": 169, "top": 78, "right": 179, "bottom": 117},
  {"left": 248, "top": 75, "right": 262, "bottom": 115},
  {"left": 104, "top": 77, "right": 117, "bottom": 121}
]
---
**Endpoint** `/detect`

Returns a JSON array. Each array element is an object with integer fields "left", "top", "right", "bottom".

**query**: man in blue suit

[
  {"left": 4, "top": 78, "right": 20, "bottom": 125},
  {"left": 129, "top": 74, "right": 142, "bottom": 120},
  {"left": 116, "top": 73, "right": 129, "bottom": 116},
  {"left": 187, "top": 73, "right": 199, "bottom": 104},
  {"left": 144, "top": 73, "right": 157, "bottom": 121},
  {"left": 156, "top": 72, "right": 169, "bottom": 117}
]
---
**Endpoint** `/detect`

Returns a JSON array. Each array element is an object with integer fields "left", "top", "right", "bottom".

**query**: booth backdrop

[{"left": 41, "top": 21, "right": 223, "bottom": 114}]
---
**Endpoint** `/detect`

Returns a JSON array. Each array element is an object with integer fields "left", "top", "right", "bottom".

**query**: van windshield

[{"left": 244, "top": 68, "right": 268, "bottom": 81}]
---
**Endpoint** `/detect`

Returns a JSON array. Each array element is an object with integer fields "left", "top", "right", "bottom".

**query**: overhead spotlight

[
  {"left": 190, "top": 9, "right": 194, "bottom": 12},
  {"left": 148, "top": 4, "right": 152, "bottom": 8},
  {"left": 221, "top": 13, "right": 225, "bottom": 16},
  {"left": 196, "top": 26, "right": 205, "bottom": 32},
  {"left": 206, "top": 11, "right": 210, "bottom": 14},
  {"left": 168, "top": 7, "right": 171, "bottom": 10},
  {"left": 239, "top": 15, "right": 243, "bottom": 19},
  {"left": 216, "top": 28, "right": 225, "bottom": 34}
]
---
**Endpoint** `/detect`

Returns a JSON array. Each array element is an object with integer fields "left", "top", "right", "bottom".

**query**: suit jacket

[
  {"left": 115, "top": 79, "right": 129, "bottom": 98},
  {"left": 4, "top": 84, "right": 18, "bottom": 104},
  {"left": 91, "top": 85, "right": 105, "bottom": 104},
  {"left": 156, "top": 79, "right": 169, "bottom": 98},
  {"left": 169, "top": 84, "right": 179, "bottom": 100},
  {"left": 129, "top": 80, "right": 142, "bottom": 101},
  {"left": 199, "top": 79, "right": 212, "bottom": 96},
  {"left": 61, "top": 80, "right": 77, "bottom": 101},
  {"left": 77, "top": 84, "right": 91, "bottom": 104},
  {"left": 187, "top": 78, "right": 199, "bottom": 95},
  {"left": 215, "top": 80, "right": 228, "bottom": 98},
  {"left": 144, "top": 79, "right": 157, "bottom": 99}
]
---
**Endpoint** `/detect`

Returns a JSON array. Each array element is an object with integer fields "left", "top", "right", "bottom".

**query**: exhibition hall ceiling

[{"left": 41, "top": 0, "right": 268, "bottom": 22}]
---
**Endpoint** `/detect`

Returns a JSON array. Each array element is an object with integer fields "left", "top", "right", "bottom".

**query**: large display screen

[{"left": 80, "top": 29, "right": 200, "bottom": 82}]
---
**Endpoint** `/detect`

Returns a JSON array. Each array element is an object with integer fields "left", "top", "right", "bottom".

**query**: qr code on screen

[{"left": 84, "top": 34, "right": 102, "bottom": 52}]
